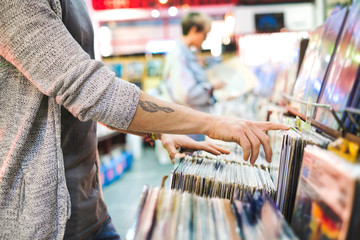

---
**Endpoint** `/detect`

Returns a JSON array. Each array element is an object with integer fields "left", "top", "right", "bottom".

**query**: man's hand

[
  {"left": 206, "top": 117, "right": 289, "bottom": 164},
  {"left": 161, "top": 134, "right": 230, "bottom": 163}
]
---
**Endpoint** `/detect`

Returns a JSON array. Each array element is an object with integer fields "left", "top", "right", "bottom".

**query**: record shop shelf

[{"left": 286, "top": 105, "right": 360, "bottom": 145}]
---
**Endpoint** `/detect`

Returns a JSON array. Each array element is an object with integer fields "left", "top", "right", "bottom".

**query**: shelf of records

[
  {"left": 239, "top": 1, "right": 360, "bottom": 142},
  {"left": 286, "top": 1, "right": 360, "bottom": 139},
  {"left": 126, "top": 117, "right": 360, "bottom": 240},
  {"left": 121, "top": 2, "right": 360, "bottom": 239},
  {"left": 127, "top": 187, "right": 296, "bottom": 240}
]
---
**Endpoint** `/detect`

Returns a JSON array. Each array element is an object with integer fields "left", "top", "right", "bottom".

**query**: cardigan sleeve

[{"left": 0, "top": 0, "right": 140, "bottom": 130}]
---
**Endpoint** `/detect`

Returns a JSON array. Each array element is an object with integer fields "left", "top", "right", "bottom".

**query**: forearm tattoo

[{"left": 139, "top": 100, "right": 175, "bottom": 113}]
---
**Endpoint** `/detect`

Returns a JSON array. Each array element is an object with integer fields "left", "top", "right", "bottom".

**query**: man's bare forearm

[
  {"left": 127, "top": 91, "right": 213, "bottom": 135},
  {"left": 126, "top": 91, "right": 289, "bottom": 163}
]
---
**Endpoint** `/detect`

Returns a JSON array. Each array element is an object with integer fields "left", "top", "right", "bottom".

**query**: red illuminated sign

[
  {"left": 91, "top": 0, "right": 313, "bottom": 10},
  {"left": 92, "top": 0, "right": 236, "bottom": 10}
]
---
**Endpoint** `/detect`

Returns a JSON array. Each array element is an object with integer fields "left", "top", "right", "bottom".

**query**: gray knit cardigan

[{"left": 0, "top": 0, "right": 140, "bottom": 239}]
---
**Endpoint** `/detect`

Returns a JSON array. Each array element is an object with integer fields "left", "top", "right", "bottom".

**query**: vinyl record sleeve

[
  {"left": 276, "top": 133, "right": 288, "bottom": 209},
  {"left": 299, "top": 7, "right": 348, "bottom": 115},
  {"left": 292, "top": 7, "right": 348, "bottom": 115},
  {"left": 287, "top": 138, "right": 306, "bottom": 223},
  {"left": 291, "top": 146, "right": 359, "bottom": 240},
  {"left": 280, "top": 134, "right": 292, "bottom": 213},
  {"left": 315, "top": 2, "right": 360, "bottom": 130},
  {"left": 223, "top": 200, "right": 241, "bottom": 240},
  {"left": 151, "top": 189, "right": 175, "bottom": 240},
  {"left": 134, "top": 187, "right": 160, "bottom": 240},
  {"left": 283, "top": 136, "right": 297, "bottom": 220},
  {"left": 346, "top": 179, "right": 360, "bottom": 239},
  {"left": 292, "top": 27, "right": 324, "bottom": 111}
]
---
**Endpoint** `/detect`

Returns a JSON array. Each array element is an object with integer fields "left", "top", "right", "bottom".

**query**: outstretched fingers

[
  {"left": 181, "top": 141, "right": 230, "bottom": 156},
  {"left": 161, "top": 134, "right": 231, "bottom": 164},
  {"left": 257, "top": 122, "right": 290, "bottom": 131},
  {"left": 237, "top": 121, "right": 285, "bottom": 164},
  {"left": 192, "top": 141, "right": 221, "bottom": 155},
  {"left": 206, "top": 142, "right": 231, "bottom": 155},
  {"left": 252, "top": 126, "right": 273, "bottom": 162},
  {"left": 237, "top": 131, "right": 252, "bottom": 162},
  {"left": 244, "top": 128, "right": 261, "bottom": 164}
]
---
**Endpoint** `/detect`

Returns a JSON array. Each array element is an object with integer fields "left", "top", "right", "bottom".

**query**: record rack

[
  {"left": 283, "top": 94, "right": 360, "bottom": 145},
  {"left": 127, "top": 2, "right": 360, "bottom": 239}
]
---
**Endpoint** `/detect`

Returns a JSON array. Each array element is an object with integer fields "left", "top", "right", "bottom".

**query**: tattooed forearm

[{"left": 139, "top": 100, "right": 175, "bottom": 113}]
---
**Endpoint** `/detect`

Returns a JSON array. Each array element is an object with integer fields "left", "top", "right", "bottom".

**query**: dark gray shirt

[{"left": 60, "top": 0, "right": 107, "bottom": 239}]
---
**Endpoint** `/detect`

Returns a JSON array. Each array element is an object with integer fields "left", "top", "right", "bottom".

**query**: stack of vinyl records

[
  {"left": 170, "top": 150, "right": 276, "bottom": 201},
  {"left": 233, "top": 192, "right": 298, "bottom": 240},
  {"left": 291, "top": 145, "right": 360, "bottom": 240},
  {"left": 128, "top": 187, "right": 297, "bottom": 240},
  {"left": 275, "top": 128, "right": 332, "bottom": 223}
]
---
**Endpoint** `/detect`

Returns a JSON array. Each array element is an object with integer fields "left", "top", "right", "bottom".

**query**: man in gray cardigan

[{"left": 0, "top": 0, "right": 288, "bottom": 239}]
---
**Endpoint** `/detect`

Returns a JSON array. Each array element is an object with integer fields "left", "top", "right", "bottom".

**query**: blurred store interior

[{"left": 88, "top": 0, "right": 358, "bottom": 238}]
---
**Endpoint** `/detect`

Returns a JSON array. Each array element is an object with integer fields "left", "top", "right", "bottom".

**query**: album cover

[
  {"left": 291, "top": 146, "right": 359, "bottom": 240},
  {"left": 298, "top": 7, "right": 348, "bottom": 115},
  {"left": 315, "top": 2, "right": 360, "bottom": 130},
  {"left": 292, "top": 27, "right": 323, "bottom": 111},
  {"left": 276, "top": 133, "right": 289, "bottom": 209}
]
